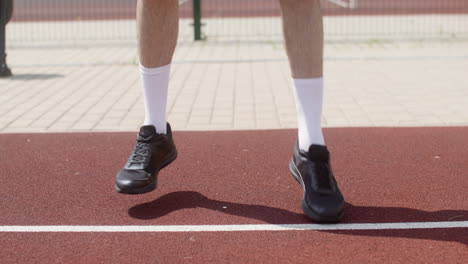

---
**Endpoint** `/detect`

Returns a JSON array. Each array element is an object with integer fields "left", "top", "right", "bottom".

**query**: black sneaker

[
  {"left": 115, "top": 123, "right": 178, "bottom": 194},
  {"left": 0, "top": 63, "right": 12, "bottom": 78},
  {"left": 289, "top": 143, "right": 344, "bottom": 223}
]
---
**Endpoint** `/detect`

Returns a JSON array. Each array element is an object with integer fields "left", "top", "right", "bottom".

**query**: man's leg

[
  {"left": 115, "top": 0, "right": 179, "bottom": 194},
  {"left": 280, "top": 0, "right": 324, "bottom": 149},
  {"left": 138, "top": 0, "right": 179, "bottom": 134},
  {"left": 280, "top": 0, "right": 345, "bottom": 222}
]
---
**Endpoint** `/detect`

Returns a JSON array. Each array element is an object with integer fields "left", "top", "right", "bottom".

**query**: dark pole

[
  {"left": 0, "top": 0, "right": 13, "bottom": 77},
  {"left": 193, "top": 0, "right": 202, "bottom": 41}
]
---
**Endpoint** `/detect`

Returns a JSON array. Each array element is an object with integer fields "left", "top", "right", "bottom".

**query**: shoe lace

[
  {"left": 128, "top": 141, "right": 152, "bottom": 165},
  {"left": 315, "top": 162, "right": 332, "bottom": 190}
]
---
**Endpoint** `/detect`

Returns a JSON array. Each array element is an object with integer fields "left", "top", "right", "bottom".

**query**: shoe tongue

[
  {"left": 138, "top": 125, "right": 157, "bottom": 139},
  {"left": 307, "top": 144, "right": 330, "bottom": 161}
]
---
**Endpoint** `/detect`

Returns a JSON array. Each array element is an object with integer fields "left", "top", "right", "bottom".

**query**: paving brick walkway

[{"left": 1, "top": 39, "right": 467, "bottom": 133}]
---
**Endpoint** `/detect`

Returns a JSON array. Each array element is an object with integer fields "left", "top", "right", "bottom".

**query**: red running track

[
  {"left": 0, "top": 128, "right": 467, "bottom": 263},
  {"left": 10, "top": 0, "right": 468, "bottom": 22}
]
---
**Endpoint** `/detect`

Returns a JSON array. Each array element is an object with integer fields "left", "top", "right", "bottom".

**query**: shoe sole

[
  {"left": 289, "top": 159, "right": 344, "bottom": 223},
  {"left": 115, "top": 150, "right": 178, "bottom": 195}
]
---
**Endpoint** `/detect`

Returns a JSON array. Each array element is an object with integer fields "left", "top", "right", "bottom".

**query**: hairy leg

[
  {"left": 279, "top": 0, "right": 323, "bottom": 78},
  {"left": 137, "top": 0, "right": 179, "bottom": 67}
]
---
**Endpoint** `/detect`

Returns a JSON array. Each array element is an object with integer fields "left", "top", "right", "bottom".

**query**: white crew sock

[
  {"left": 292, "top": 77, "right": 325, "bottom": 151},
  {"left": 140, "top": 63, "right": 171, "bottom": 134}
]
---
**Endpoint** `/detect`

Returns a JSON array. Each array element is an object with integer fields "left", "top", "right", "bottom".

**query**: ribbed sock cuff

[{"left": 139, "top": 63, "right": 171, "bottom": 75}]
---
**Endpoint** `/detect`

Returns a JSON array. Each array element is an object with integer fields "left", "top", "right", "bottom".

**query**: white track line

[{"left": 0, "top": 221, "right": 466, "bottom": 232}]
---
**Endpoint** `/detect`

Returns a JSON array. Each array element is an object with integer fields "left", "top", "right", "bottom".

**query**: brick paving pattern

[{"left": 1, "top": 39, "right": 467, "bottom": 133}]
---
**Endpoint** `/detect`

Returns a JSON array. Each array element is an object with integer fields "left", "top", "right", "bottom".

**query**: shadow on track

[
  {"left": 128, "top": 191, "right": 467, "bottom": 245},
  {"left": 128, "top": 191, "right": 308, "bottom": 224}
]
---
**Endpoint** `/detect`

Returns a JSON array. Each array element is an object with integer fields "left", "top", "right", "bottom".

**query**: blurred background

[{"left": 7, "top": 0, "right": 468, "bottom": 45}]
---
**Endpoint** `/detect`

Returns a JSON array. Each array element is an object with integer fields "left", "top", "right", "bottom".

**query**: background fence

[{"left": 6, "top": 0, "right": 468, "bottom": 45}]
